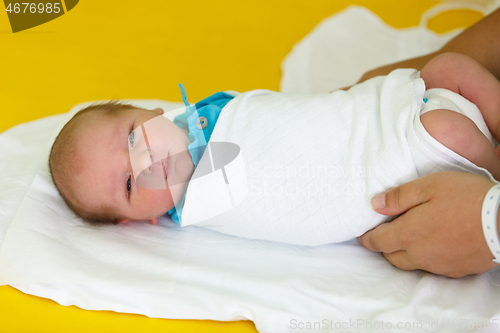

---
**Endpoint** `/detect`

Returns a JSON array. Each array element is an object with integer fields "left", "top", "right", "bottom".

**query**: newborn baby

[{"left": 49, "top": 53, "right": 500, "bottom": 245}]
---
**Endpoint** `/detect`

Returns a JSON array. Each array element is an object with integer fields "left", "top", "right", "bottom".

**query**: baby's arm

[{"left": 420, "top": 52, "right": 500, "bottom": 142}]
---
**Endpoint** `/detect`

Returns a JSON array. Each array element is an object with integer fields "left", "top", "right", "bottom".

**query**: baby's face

[{"left": 72, "top": 107, "right": 194, "bottom": 225}]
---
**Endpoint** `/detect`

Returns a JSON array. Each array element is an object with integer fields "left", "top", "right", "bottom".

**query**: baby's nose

[
  {"left": 144, "top": 148, "right": 154, "bottom": 175},
  {"left": 129, "top": 146, "right": 155, "bottom": 177}
]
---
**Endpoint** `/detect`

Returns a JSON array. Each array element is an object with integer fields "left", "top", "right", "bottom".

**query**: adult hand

[{"left": 358, "top": 171, "right": 499, "bottom": 278}]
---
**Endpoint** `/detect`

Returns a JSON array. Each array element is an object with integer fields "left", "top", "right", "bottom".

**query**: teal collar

[{"left": 167, "top": 86, "right": 234, "bottom": 225}]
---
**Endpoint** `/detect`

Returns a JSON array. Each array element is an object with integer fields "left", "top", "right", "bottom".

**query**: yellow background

[{"left": 0, "top": 0, "right": 483, "bottom": 331}]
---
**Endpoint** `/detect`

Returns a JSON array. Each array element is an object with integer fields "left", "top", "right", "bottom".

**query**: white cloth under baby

[{"left": 181, "top": 69, "right": 496, "bottom": 245}]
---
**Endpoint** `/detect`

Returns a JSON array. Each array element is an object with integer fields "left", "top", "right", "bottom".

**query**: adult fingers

[
  {"left": 383, "top": 250, "right": 419, "bottom": 271},
  {"left": 359, "top": 217, "right": 420, "bottom": 271},
  {"left": 358, "top": 214, "right": 409, "bottom": 253},
  {"left": 371, "top": 175, "right": 433, "bottom": 216}
]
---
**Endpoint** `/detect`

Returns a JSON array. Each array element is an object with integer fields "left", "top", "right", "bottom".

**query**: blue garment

[{"left": 168, "top": 92, "right": 235, "bottom": 224}]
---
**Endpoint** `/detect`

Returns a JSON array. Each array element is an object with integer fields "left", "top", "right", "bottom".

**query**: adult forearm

[
  {"left": 357, "top": 53, "right": 436, "bottom": 83},
  {"left": 358, "top": 8, "right": 500, "bottom": 83},
  {"left": 440, "top": 7, "right": 500, "bottom": 80}
]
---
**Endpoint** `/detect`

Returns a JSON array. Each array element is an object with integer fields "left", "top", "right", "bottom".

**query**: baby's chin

[{"left": 168, "top": 181, "right": 190, "bottom": 209}]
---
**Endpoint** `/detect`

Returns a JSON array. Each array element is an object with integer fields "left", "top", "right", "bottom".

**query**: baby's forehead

[
  {"left": 70, "top": 109, "right": 130, "bottom": 173},
  {"left": 67, "top": 110, "right": 120, "bottom": 147}
]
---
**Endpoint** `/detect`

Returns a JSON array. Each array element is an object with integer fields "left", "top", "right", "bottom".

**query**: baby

[{"left": 49, "top": 52, "right": 500, "bottom": 245}]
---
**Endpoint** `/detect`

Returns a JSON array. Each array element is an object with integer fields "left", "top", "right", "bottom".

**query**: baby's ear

[{"left": 152, "top": 108, "right": 164, "bottom": 115}]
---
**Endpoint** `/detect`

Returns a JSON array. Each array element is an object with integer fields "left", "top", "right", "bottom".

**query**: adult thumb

[{"left": 371, "top": 177, "right": 430, "bottom": 216}]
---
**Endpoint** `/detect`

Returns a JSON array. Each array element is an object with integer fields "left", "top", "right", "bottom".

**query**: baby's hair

[{"left": 49, "top": 100, "right": 139, "bottom": 225}]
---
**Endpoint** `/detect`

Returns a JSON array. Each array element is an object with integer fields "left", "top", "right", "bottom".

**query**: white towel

[{"left": 183, "top": 69, "right": 496, "bottom": 245}]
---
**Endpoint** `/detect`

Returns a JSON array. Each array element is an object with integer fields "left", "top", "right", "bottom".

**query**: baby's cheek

[
  {"left": 155, "top": 188, "right": 175, "bottom": 211},
  {"left": 137, "top": 188, "right": 173, "bottom": 213},
  {"left": 176, "top": 153, "right": 195, "bottom": 185}
]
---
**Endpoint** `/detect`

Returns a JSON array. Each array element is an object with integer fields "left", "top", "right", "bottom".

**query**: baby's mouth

[{"left": 163, "top": 153, "right": 170, "bottom": 182}]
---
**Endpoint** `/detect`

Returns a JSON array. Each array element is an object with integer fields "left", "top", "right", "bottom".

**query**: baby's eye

[
  {"left": 129, "top": 130, "right": 135, "bottom": 147},
  {"left": 127, "top": 176, "right": 132, "bottom": 196}
]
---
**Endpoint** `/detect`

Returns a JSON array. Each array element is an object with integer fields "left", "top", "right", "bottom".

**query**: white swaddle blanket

[{"left": 182, "top": 68, "right": 496, "bottom": 245}]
